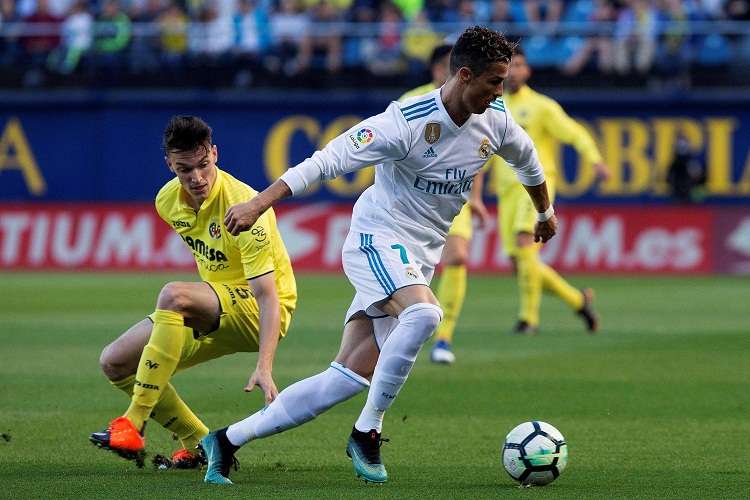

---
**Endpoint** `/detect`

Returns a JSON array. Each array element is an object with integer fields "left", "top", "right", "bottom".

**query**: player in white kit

[{"left": 200, "top": 26, "right": 558, "bottom": 485}]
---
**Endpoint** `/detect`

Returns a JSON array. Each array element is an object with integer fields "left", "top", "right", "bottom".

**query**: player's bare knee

[
  {"left": 156, "top": 282, "right": 192, "bottom": 313},
  {"left": 99, "top": 347, "right": 130, "bottom": 380}
]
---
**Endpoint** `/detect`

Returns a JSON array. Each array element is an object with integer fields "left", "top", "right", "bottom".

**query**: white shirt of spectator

[{"left": 62, "top": 9, "right": 92, "bottom": 50}]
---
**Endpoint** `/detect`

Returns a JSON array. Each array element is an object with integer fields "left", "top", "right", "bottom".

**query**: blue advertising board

[{"left": 1, "top": 90, "right": 749, "bottom": 203}]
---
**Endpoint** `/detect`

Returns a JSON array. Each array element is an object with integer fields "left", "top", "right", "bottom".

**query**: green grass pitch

[{"left": 0, "top": 272, "right": 748, "bottom": 499}]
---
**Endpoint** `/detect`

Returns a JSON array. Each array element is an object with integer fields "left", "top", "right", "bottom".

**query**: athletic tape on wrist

[{"left": 537, "top": 205, "right": 555, "bottom": 222}]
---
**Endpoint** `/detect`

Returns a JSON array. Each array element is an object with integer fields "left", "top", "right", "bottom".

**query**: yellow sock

[
  {"left": 111, "top": 376, "right": 208, "bottom": 450},
  {"left": 516, "top": 246, "right": 542, "bottom": 326},
  {"left": 539, "top": 262, "right": 584, "bottom": 310},
  {"left": 125, "top": 309, "right": 184, "bottom": 431},
  {"left": 152, "top": 384, "right": 209, "bottom": 451},
  {"left": 434, "top": 264, "right": 467, "bottom": 344},
  {"left": 111, "top": 374, "right": 136, "bottom": 396}
]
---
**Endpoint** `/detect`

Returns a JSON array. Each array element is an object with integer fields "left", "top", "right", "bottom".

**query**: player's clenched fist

[
  {"left": 534, "top": 215, "right": 557, "bottom": 243},
  {"left": 225, "top": 200, "right": 262, "bottom": 235}
]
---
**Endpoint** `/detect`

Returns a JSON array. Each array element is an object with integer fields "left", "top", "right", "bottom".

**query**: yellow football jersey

[
  {"left": 155, "top": 167, "right": 297, "bottom": 307},
  {"left": 398, "top": 82, "right": 437, "bottom": 102},
  {"left": 492, "top": 85, "right": 602, "bottom": 194}
]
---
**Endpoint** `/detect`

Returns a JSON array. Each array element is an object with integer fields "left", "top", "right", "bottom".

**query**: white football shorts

[{"left": 341, "top": 228, "right": 435, "bottom": 348}]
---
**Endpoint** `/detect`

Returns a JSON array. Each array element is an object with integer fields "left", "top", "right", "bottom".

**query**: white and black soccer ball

[{"left": 502, "top": 421, "right": 568, "bottom": 486}]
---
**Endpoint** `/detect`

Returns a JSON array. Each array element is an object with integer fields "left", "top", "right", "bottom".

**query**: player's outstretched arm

[
  {"left": 244, "top": 272, "right": 282, "bottom": 404},
  {"left": 225, "top": 179, "right": 292, "bottom": 236},
  {"left": 226, "top": 103, "right": 408, "bottom": 236},
  {"left": 523, "top": 181, "right": 557, "bottom": 243},
  {"left": 544, "top": 100, "right": 611, "bottom": 182}
]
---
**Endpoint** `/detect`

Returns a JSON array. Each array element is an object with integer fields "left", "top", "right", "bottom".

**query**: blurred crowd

[{"left": 1, "top": 0, "right": 750, "bottom": 88}]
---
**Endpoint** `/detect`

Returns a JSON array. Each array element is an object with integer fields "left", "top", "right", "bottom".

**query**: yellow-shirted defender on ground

[{"left": 90, "top": 116, "right": 296, "bottom": 468}]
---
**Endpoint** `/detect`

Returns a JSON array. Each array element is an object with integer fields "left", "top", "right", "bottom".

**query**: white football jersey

[{"left": 280, "top": 87, "right": 545, "bottom": 267}]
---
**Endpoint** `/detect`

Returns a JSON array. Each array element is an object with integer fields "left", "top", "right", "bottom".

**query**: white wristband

[{"left": 537, "top": 205, "right": 555, "bottom": 222}]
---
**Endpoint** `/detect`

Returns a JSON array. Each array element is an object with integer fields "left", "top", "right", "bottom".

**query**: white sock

[
  {"left": 226, "top": 362, "right": 369, "bottom": 447},
  {"left": 354, "top": 303, "right": 442, "bottom": 433}
]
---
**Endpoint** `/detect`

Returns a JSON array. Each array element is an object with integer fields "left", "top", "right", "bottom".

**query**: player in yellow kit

[
  {"left": 429, "top": 44, "right": 608, "bottom": 355},
  {"left": 492, "top": 46, "right": 608, "bottom": 334},
  {"left": 90, "top": 116, "right": 297, "bottom": 467}
]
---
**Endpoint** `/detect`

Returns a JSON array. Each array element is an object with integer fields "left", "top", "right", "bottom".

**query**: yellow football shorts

[
  {"left": 446, "top": 203, "right": 473, "bottom": 241},
  {"left": 149, "top": 280, "right": 294, "bottom": 372},
  {"left": 499, "top": 178, "right": 556, "bottom": 257}
]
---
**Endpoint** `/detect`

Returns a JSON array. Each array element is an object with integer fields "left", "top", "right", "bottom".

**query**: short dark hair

[
  {"left": 450, "top": 26, "right": 515, "bottom": 76},
  {"left": 430, "top": 44, "right": 453, "bottom": 68},
  {"left": 163, "top": 116, "right": 212, "bottom": 153},
  {"left": 513, "top": 44, "right": 525, "bottom": 58}
]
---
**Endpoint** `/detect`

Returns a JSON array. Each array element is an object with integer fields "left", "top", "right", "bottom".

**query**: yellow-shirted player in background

[
  {"left": 493, "top": 46, "right": 608, "bottom": 335},
  {"left": 90, "top": 116, "right": 297, "bottom": 467},
  {"left": 420, "top": 44, "right": 609, "bottom": 363},
  {"left": 399, "top": 43, "right": 491, "bottom": 364}
]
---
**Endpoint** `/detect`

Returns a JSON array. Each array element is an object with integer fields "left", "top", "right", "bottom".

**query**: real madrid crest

[
  {"left": 424, "top": 122, "right": 441, "bottom": 144},
  {"left": 478, "top": 138, "right": 491, "bottom": 159}
]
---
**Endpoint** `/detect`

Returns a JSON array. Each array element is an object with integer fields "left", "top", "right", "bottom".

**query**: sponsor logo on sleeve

[
  {"left": 348, "top": 128, "right": 374, "bottom": 151},
  {"left": 356, "top": 128, "right": 374, "bottom": 144}
]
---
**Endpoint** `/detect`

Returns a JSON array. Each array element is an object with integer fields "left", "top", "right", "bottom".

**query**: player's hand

[
  {"left": 469, "top": 199, "right": 492, "bottom": 229},
  {"left": 225, "top": 200, "right": 262, "bottom": 236},
  {"left": 594, "top": 162, "right": 611, "bottom": 182},
  {"left": 244, "top": 368, "right": 279, "bottom": 404},
  {"left": 534, "top": 215, "right": 557, "bottom": 243}
]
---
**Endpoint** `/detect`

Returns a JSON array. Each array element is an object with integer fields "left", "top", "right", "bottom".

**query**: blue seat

[
  {"left": 695, "top": 34, "right": 732, "bottom": 66},
  {"left": 562, "top": 0, "right": 595, "bottom": 23},
  {"left": 343, "top": 38, "right": 362, "bottom": 68},
  {"left": 558, "top": 35, "right": 586, "bottom": 62},
  {"left": 524, "top": 35, "right": 556, "bottom": 67}
]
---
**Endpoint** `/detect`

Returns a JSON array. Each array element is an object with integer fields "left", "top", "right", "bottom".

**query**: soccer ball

[{"left": 502, "top": 421, "right": 568, "bottom": 486}]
